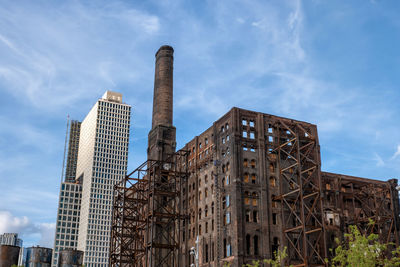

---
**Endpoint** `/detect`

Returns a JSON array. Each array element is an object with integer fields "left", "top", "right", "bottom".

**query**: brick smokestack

[
  {"left": 152, "top": 45, "right": 174, "bottom": 129},
  {"left": 148, "top": 45, "right": 176, "bottom": 161}
]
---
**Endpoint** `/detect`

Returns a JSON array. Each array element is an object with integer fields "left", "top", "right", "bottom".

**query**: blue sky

[{"left": 0, "top": 0, "right": 399, "bottom": 248}]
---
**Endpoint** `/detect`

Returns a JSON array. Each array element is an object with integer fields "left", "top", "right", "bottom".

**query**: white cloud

[
  {"left": 391, "top": 145, "right": 400, "bottom": 160},
  {"left": 0, "top": 211, "right": 55, "bottom": 248},
  {"left": 0, "top": 211, "right": 31, "bottom": 234},
  {"left": 374, "top": 153, "right": 385, "bottom": 167},
  {"left": 236, "top": 17, "right": 245, "bottom": 24}
]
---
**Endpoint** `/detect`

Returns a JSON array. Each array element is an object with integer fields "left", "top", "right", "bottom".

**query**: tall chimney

[
  {"left": 148, "top": 45, "right": 176, "bottom": 161},
  {"left": 152, "top": 45, "right": 174, "bottom": 129}
]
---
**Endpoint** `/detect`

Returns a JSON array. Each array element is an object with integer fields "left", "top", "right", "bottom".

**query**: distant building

[
  {"left": 53, "top": 91, "right": 131, "bottom": 267},
  {"left": 52, "top": 120, "right": 82, "bottom": 267},
  {"left": 0, "top": 233, "right": 22, "bottom": 247},
  {"left": 76, "top": 91, "right": 131, "bottom": 267},
  {"left": 26, "top": 246, "right": 52, "bottom": 266}
]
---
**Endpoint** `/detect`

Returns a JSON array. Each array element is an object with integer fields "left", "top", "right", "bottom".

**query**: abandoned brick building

[{"left": 109, "top": 45, "right": 400, "bottom": 267}]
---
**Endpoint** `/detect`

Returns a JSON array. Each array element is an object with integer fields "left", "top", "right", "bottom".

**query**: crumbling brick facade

[{"left": 180, "top": 107, "right": 400, "bottom": 266}]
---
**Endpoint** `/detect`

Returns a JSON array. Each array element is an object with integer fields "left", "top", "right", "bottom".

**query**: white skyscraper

[{"left": 75, "top": 91, "right": 131, "bottom": 267}]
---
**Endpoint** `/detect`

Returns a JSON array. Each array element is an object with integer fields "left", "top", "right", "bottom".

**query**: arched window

[
  {"left": 245, "top": 210, "right": 250, "bottom": 222},
  {"left": 253, "top": 210, "right": 258, "bottom": 223},
  {"left": 254, "top": 236, "right": 259, "bottom": 255},
  {"left": 244, "top": 191, "right": 250, "bottom": 205},
  {"left": 199, "top": 208, "right": 202, "bottom": 219},
  {"left": 251, "top": 174, "right": 256, "bottom": 184},
  {"left": 252, "top": 192, "right": 258, "bottom": 206},
  {"left": 269, "top": 163, "right": 275, "bottom": 173},
  {"left": 243, "top": 159, "right": 248, "bottom": 168},
  {"left": 244, "top": 173, "right": 249, "bottom": 183},
  {"left": 246, "top": 234, "right": 251, "bottom": 255},
  {"left": 270, "top": 176, "right": 276, "bottom": 187},
  {"left": 250, "top": 159, "right": 256, "bottom": 168},
  {"left": 222, "top": 197, "right": 227, "bottom": 209},
  {"left": 211, "top": 202, "right": 215, "bottom": 214},
  {"left": 205, "top": 188, "right": 208, "bottom": 198},
  {"left": 205, "top": 205, "right": 208, "bottom": 217}
]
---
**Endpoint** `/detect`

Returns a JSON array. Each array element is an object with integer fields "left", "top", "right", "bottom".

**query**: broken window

[
  {"left": 223, "top": 239, "right": 227, "bottom": 258},
  {"left": 270, "top": 177, "right": 276, "bottom": 187},
  {"left": 251, "top": 174, "right": 256, "bottom": 184},
  {"left": 226, "top": 123, "right": 229, "bottom": 130},
  {"left": 199, "top": 224, "right": 202, "bottom": 235},
  {"left": 326, "top": 183, "right": 331, "bottom": 190},
  {"left": 205, "top": 138, "right": 208, "bottom": 145},
  {"left": 244, "top": 191, "right": 250, "bottom": 205},
  {"left": 268, "top": 136, "right": 273, "bottom": 143},
  {"left": 272, "top": 213, "right": 277, "bottom": 225},
  {"left": 250, "top": 159, "right": 256, "bottom": 168},
  {"left": 199, "top": 143, "right": 202, "bottom": 149},
  {"left": 252, "top": 192, "right": 258, "bottom": 206},
  {"left": 253, "top": 210, "right": 258, "bottom": 222},
  {"left": 199, "top": 208, "right": 202, "bottom": 219},
  {"left": 244, "top": 173, "right": 249, "bottom": 183},
  {"left": 243, "top": 159, "right": 248, "bottom": 168},
  {"left": 254, "top": 236, "right": 259, "bottom": 255},
  {"left": 224, "top": 212, "right": 231, "bottom": 225},
  {"left": 246, "top": 234, "right": 251, "bottom": 254},
  {"left": 205, "top": 188, "right": 208, "bottom": 198},
  {"left": 245, "top": 210, "right": 250, "bottom": 222},
  {"left": 205, "top": 205, "right": 208, "bottom": 217},
  {"left": 271, "top": 195, "right": 278, "bottom": 208}
]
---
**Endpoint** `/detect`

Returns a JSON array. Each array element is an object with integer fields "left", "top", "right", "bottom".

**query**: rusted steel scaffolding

[
  {"left": 109, "top": 150, "right": 189, "bottom": 267},
  {"left": 271, "top": 118, "right": 327, "bottom": 267},
  {"left": 323, "top": 173, "right": 400, "bottom": 249}
]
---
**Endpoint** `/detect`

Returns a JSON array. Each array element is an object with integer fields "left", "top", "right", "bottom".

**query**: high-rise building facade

[
  {"left": 52, "top": 120, "right": 82, "bottom": 267},
  {"left": 65, "top": 121, "right": 81, "bottom": 183},
  {"left": 0, "top": 233, "right": 22, "bottom": 247},
  {"left": 76, "top": 91, "right": 131, "bottom": 267}
]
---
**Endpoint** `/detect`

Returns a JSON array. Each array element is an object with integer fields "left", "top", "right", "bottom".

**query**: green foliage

[
  {"left": 330, "top": 221, "right": 400, "bottom": 267},
  {"left": 242, "top": 247, "right": 292, "bottom": 267}
]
